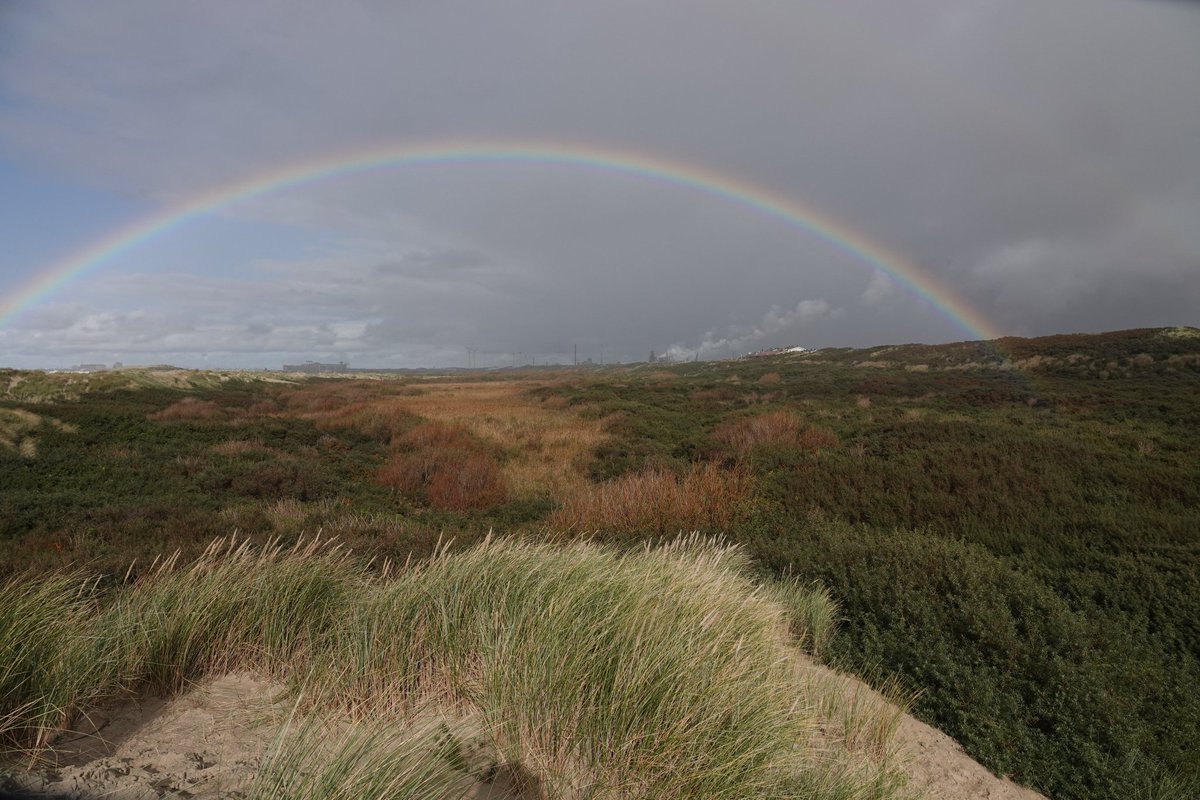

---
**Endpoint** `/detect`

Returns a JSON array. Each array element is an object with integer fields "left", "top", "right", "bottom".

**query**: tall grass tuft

[
  {"left": 0, "top": 534, "right": 911, "bottom": 799},
  {"left": 768, "top": 578, "right": 840, "bottom": 659},
  {"left": 301, "top": 535, "right": 805, "bottom": 797},
  {"left": 110, "top": 535, "right": 357, "bottom": 693},
  {"left": 247, "top": 712, "right": 478, "bottom": 800},
  {"left": 0, "top": 574, "right": 111, "bottom": 750}
]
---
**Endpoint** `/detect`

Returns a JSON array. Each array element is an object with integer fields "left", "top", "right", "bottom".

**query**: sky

[{"left": 0, "top": 0, "right": 1197, "bottom": 369}]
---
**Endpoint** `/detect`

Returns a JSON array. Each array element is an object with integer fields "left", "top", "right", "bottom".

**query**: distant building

[
  {"left": 282, "top": 361, "right": 349, "bottom": 373},
  {"left": 747, "top": 346, "right": 806, "bottom": 359},
  {"left": 74, "top": 364, "right": 109, "bottom": 372}
]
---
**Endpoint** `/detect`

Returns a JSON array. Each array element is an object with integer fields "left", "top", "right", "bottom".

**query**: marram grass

[{"left": 0, "top": 534, "right": 912, "bottom": 799}]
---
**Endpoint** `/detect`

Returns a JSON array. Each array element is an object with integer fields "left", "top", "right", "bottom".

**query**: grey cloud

[
  {"left": 374, "top": 249, "right": 491, "bottom": 277},
  {"left": 861, "top": 271, "right": 896, "bottom": 307},
  {"left": 1, "top": 0, "right": 1197, "bottom": 367}
]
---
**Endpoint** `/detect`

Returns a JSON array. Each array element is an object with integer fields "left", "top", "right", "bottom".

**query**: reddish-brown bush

[
  {"left": 376, "top": 450, "right": 447, "bottom": 496},
  {"left": 428, "top": 452, "right": 507, "bottom": 510},
  {"left": 376, "top": 447, "right": 507, "bottom": 511},
  {"left": 148, "top": 397, "right": 224, "bottom": 421}
]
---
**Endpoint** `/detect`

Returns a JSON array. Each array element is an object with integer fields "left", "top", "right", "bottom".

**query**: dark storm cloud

[{"left": 0, "top": 0, "right": 1196, "bottom": 367}]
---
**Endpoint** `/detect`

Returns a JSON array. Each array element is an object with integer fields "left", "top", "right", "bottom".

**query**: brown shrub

[
  {"left": 428, "top": 452, "right": 507, "bottom": 510},
  {"left": 376, "top": 450, "right": 447, "bottom": 496},
  {"left": 758, "top": 372, "right": 781, "bottom": 385},
  {"left": 549, "top": 463, "right": 752, "bottom": 535},
  {"left": 149, "top": 397, "right": 224, "bottom": 421},
  {"left": 714, "top": 410, "right": 838, "bottom": 456},
  {"left": 796, "top": 426, "right": 839, "bottom": 452},
  {"left": 689, "top": 387, "right": 739, "bottom": 402},
  {"left": 376, "top": 448, "right": 507, "bottom": 511}
]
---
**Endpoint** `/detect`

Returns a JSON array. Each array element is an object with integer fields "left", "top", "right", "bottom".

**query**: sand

[
  {"left": 897, "top": 714, "right": 1047, "bottom": 800},
  {"left": 1, "top": 669, "right": 1048, "bottom": 800}
]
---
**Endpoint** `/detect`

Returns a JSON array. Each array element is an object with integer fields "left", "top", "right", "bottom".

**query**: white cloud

[
  {"left": 666, "top": 299, "right": 837, "bottom": 361},
  {"left": 861, "top": 270, "right": 896, "bottom": 306}
]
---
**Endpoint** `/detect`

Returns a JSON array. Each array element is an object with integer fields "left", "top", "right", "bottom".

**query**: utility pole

[{"left": 574, "top": 344, "right": 578, "bottom": 366}]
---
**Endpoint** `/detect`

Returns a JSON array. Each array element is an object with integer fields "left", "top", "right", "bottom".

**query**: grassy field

[{"left": 1, "top": 326, "right": 1198, "bottom": 799}]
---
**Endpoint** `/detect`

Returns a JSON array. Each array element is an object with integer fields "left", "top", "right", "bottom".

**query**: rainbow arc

[{"left": 0, "top": 140, "right": 1004, "bottom": 342}]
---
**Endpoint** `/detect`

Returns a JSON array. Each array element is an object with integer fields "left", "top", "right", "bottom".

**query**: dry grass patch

[
  {"left": 309, "top": 401, "right": 420, "bottom": 442},
  {"left": 394, "top": 420, "right": 479, "bottom": 452},
  {"left": 715, "top": 410, "right": 839, "bottom": 457},
  {"left": 388, "top": 382, "right": 607, "bottom": 502},
  {"left": 550, "top": 463, "right": 753, "bottom": 536},
  {"left": 274, "top": 380, "right": 604, "bottom": 502}
]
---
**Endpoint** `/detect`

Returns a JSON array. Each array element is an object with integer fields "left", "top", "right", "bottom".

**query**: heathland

[{"left": 1, "top": 326, "right": 1198, "bottom": 799}]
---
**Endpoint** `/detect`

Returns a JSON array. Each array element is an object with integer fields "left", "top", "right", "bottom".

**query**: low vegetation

[{"left": 1, "top": 327, "right": 1198, "bottom": 799}]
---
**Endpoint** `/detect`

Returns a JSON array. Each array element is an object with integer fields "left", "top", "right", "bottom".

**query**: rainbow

[{"left": 0, "top": 139, "right": 1004, "bottom": 341}]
